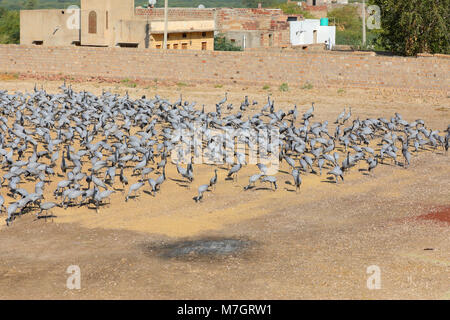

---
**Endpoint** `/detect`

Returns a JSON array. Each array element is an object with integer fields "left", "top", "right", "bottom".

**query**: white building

[{"left": 289, "top": 19, "right": 336, "bottom": 47}]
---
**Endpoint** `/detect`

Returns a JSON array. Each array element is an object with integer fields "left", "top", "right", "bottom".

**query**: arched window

[{"left": 88, "top": 11, "right": 97, "bottom": 34}]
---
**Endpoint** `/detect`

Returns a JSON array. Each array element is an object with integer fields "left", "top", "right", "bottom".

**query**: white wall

[
  {"left": 290, "top": 20, "right": 335, "bottom": 46},
  {"left": 318, "top": 26, "right": 336, "bottom": 46}
]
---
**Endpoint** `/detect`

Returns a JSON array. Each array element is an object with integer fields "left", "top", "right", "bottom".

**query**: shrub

[
  {"left": 214, "top": 33, "right": 242, "bottom": 51},
  {"left": 301, "top": 82, "right": 313, "bottom": 90},
  {"left": 279, "top": 83, "right": 289, "bottom": 92}
]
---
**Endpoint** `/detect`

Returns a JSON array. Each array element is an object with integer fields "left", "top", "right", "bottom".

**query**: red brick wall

[{"left": 0, "top": 45, "right": 448, "bottom": 91}]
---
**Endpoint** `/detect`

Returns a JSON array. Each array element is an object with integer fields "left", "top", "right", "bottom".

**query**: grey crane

[
  {"left": 292, "top": 169, "right": 302, "bottom": 192},
  {"left": 227, "top": 163, "right": 242, "bottom": 181},
  {"left": 244, "top": 173, "right": 262, "bottom": 190},
  {"left": 328, "top": 166, "right": 344, "bottom": 184},
  {"left": 261, "top": 175, "right": 277, "bottom": 191},
  {"left": 209, "top": 169, "right": 218, "bottom": 190},
  {"left": 37, "top": 202, "right": 59, "bottom": 219},
  {"left": 194, "top": 184, "right": 209, "bottom": 202},
  {"left": 126, "top": 182, "right": 144, "bottom": 202}
]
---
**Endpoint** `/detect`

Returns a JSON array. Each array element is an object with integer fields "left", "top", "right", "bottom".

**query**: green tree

[
  {"left": 272, "top": 2, "right": 316, "bottom": 18},
  {"left": 23, "top": 0, "right": 38, "bottom": 10},
  {"left": 242, "top": 0, "right": 282, "bottom": 8},
  {"left": 327, "top": 5, "right": 362, "bottom": 46},
  {"left": 0, "top": 9, "right": 20, "bottom": 44},
  {"left": 214, "top": 34, "right": 242, "bottom": 51},
  {"left": 372, "top": 0, "right": 449, "bottom": 56}
]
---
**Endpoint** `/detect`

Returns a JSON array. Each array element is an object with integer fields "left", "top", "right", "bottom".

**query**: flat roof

[{"left": 150, "top": 29, "right": 215, "bottom": 34}]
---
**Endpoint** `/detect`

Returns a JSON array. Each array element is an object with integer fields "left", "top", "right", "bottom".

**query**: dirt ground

[{"left": 0, "top": 78, "right": 449, "bottom": 299}]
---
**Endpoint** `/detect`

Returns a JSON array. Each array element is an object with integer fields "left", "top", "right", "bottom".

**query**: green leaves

[
  {"left": 214, "top": 34, "right": 242, "bottom": 51},
  {"left": 372, "top": 0, "right": 449, "bottom": 56},
  {"left": 0, "top": 8, "right": 20, "bottom": 44}
]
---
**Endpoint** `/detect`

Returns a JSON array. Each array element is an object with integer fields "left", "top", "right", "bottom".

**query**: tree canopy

[
  {"left": 0, "top": 8, "right": 20, "bottom": 44},
  {"left": 372, "top": 0, "right": 449, "bottom": 55},
  {"left": 214, "top": 33, "right": 242, "bottom": 51},
  {"left": 242, "top": 0, "right": 283, "bottom": 8}
]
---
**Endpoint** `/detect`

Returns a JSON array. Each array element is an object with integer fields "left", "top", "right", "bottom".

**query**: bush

[
  {"left": 121, "top": 78, "right": 137, "bottom": 88},
  {"left": 272, "top": 3, "right": 316, "bottom": 19},
  {"left": 0, "top": 8, "right": 20, "bottom": 44},
  {"left": 279, "top": 83, "right": 289, "bottom": 92},
  {"left": 301, "top": 82, "right": 313, "bottom": 90},
  {"left": 214, "top": 34, "right": 242, "bottom": 51}
]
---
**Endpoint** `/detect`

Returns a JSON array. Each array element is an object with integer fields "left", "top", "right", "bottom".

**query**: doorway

[{"left": 313, "top": 30, "right": 317, "bottom": 44}]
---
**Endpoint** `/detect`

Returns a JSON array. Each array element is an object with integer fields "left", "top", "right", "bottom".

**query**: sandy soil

[{"left": 0, "top": 78, "right": 449, "bottom": 299}]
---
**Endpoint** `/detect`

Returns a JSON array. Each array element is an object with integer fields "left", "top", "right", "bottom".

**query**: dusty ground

[{"left": 0, "top": 78, "right": 449, "bottom": 299}]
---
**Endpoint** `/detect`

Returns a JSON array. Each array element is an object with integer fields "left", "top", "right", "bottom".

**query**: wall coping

[{"left": 1, "top": 44, "right": 449, "bottom": 60}]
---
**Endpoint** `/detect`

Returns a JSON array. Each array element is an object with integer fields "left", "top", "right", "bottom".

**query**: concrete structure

[
  {"left": 136, "top": 7, "right": 304, "bottom": 49},
  {"left": 20, "top": 2, "right": 309, "bottom": 50},
  {"left": 290, "top": 19, "right": 335, "bottom": 47},
  {"left": 20, "top": 0, "right": 215, "bottom": 50},
  {"left": 20, "top": 9, "right": 81, "bottom": 46}
]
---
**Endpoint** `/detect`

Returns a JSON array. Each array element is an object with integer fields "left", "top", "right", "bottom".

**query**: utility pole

[
  {"left": 163, "top": 0, "right": 168, "bottom": 49},
  {"left": 362, "top": 0, "right": 366, "bottom": 46}
]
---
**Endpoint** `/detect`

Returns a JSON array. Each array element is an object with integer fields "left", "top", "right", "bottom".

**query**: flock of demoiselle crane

[{"left": 0, "top": 83, "right": 448, "bottom": 226}]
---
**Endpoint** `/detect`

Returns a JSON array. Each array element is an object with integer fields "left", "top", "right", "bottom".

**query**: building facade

[
  {"left": 20, "top": 0, "right": 215, "bottom": 50},
  {"left": 135, "top": 7, "right": 304, "bottom": 49},
  {"left": 289, "top": 19, "right": 336, "bottom": 47}
]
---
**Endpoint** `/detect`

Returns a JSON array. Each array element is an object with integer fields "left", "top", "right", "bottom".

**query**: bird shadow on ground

[
  {"left": 170, "top": 178, "right": 188, "bottom": 184},
  {"left": 176, "top": 183, "right": 190, "bottom": 189},
  {"left": 285, "top": 180, "right": 293, "bottom": 185},
  {"left": 86, "top": 202, "right": 109, "bottom": 210},
  {"left": 321, "top": 177, "right": 337, "bottom": 184},
  {"left": 284, "top": 188, "right": 296, "bottom": 192},
  {"left": 278, "top": 170, "right": 290, "bottom": 175},
  {"left": 254, "top": 187, "right": 273, "bottom": 191},
  {"left": 36, "top": 214, "right": 57, "bottom": 221},
  {"left": 61, "top": 202, "right": 84, "bottom": 209},
  {"left": 124, "top": 195, "right": 138, "bottom": 201},
  {"left": 143, "top": 190, "right": 155, "bottom": 196}
]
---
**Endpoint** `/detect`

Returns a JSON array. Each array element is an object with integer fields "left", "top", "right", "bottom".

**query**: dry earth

[{"left": 0, "top": 78, "right": 449, "bottom": 299}]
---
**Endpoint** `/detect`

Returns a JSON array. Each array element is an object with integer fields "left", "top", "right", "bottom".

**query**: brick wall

[
  {"left": 0, "top": 45, "right": 448, "bottom": 91},
  {"left": 135, "top": 8, "right": 216, "bottom": 21}
]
